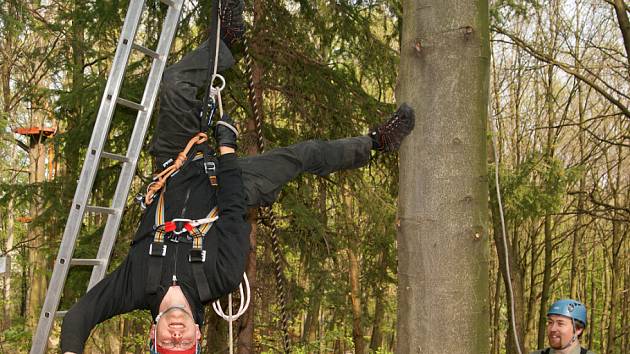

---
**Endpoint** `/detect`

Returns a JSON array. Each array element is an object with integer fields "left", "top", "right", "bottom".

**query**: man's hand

[{"left": 214, "top": 114, "right": 238, "bottom": 150}]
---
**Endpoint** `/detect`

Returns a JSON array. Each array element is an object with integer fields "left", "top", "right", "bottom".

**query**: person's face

[
  {"left": 546, "top": 314, "right": 582, "bottom": 349},
  {"left": 152, "top": 307, "right": 200, "bottom": 351}
]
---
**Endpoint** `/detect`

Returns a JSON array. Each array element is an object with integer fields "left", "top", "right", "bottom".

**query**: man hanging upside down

[{"left": 60, "top": 1, "right": 414, "bottom": 353}]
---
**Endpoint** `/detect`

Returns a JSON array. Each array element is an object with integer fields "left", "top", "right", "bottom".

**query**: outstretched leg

[
  {"left": 240, "top": 104, "right": 415, "bottom": 207},
  {"left": 239, "top": 136, "right": 372, "bottom": 207}
]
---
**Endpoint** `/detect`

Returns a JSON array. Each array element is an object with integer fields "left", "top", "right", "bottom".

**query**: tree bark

[
  {"left": 236, "top": 0, "right": 265, "bottom": 352},
  {"left": 605, "top": 145, "right": 624, "bottom": 354},
  {"left": 237, "top": 210, "right": 257, "bottom": 354},
  {"left": 537, "top": 54, "right": 558, "bottom": 348},
  {"left": 490, "top": 268, "right": 502, "bottom": 354},
  {"left": 369, "top": 252, "right": 388, "bottom": 352},
  {"left": 26, "top": 131, "right": 48, "bottom": 329},
  {"left": 348, "top": 246, "right": 364, "bottom": 354},
  {"left": 537, "top": 215, "right": 553, "bottom": 348},
  {"left": 612, "top": 0, "right": 630, "bottom": 73},
  {"left": 396, "top": 0, "right": 490, "bottom": 352}
]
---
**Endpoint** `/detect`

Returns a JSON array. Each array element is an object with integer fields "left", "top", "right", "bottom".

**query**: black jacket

[{"left": 60, "top": 153, "right": 251, "bottom": 353}]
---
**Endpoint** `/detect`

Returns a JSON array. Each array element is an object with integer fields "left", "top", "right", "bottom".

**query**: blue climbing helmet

[{"left": 547, "top": 299, "right": 587, "bottom": 327}]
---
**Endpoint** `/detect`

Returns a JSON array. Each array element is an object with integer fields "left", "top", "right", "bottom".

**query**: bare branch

[{"left": 492, "top": 26, "right": 630, "bottom": 119}]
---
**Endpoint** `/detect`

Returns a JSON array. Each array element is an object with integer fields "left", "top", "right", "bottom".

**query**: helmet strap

[{"left": 558, "top": 316, "right": 578, "bottom": 350}]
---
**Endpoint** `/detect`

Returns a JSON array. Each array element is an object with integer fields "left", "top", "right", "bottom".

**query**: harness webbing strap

[{"left": 188, "top": 207, "right": 218, "bottom": 302}]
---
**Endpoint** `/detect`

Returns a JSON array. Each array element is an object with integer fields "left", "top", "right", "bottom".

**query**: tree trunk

[
  {"left": 490, "top": 269, "right": 502, "bottom": 354},
  {"left": 612, "top": 0, "right": 630, "bottom": 72},
  {"left": 396, "top": 0, "right": 490, "bottom": 352},
  {"left": 537, "top": 48, "right": 558, "bottom": 348},
  {"left": 236, "top": 0, "right": 265, "bottom": 352},
  {"left": 623, "top": 239, "right": 630, "bottom": 354},
  {"left": 301, "top": 279, "right": 322, "bottom": 344},
  {"left": 369, "top": 252, "right": 388, "bottom": 352},
  {"left": 343, "top": 189, "right": 365, "bottom": 354},
  {"left": 237, "top": 210, "right": 257, "bottom": 354},
  {"left": 537, "top": 215, "right": 553, "bottom": 348},
  {"left": 26, "top": 132, "right": 48, "bottom": 329},
  {"left": 570, "top": 22, "right": 586, "bottom": 299},
  {"left": 605, "top": 145, "right": 623, "bottom": 354},
  {"left": 348, "top": 246, "right": 364, "bottom": 354},
  {"left": 302, "top": 181, "right": 327, "bottom": 345}
]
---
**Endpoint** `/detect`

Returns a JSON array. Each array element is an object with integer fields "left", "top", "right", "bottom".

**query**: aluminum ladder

[{"left": 30, "top": 0, "right": 184, "bottom": 352}]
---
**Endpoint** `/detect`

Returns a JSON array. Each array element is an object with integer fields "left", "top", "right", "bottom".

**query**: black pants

[{"left": 150, "top": 40, "right": 373, "bottom": 208}]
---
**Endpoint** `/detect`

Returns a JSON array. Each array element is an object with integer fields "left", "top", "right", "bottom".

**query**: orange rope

[{"left": 145, "top": 132, "right": 208, "bottom": 205}]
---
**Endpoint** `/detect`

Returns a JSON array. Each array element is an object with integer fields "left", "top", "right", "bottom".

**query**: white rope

[
  {"left": 228, "top": 294, "right": 234, "bottom": 354},
  {"left": 210, "top": 1, "right": 225, "bottom": 119},
  {"left": 212, "top": 273, "right": 251, "bottom": 354},
  {"left": 490, "top": 105, "right": 523, "bottom": 354},
  {"left": 212, "top": 273, "right": 251, "bottom": 320}
]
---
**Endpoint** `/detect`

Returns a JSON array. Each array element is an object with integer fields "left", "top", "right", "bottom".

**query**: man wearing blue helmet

[{"left": 530, "top": 299, "right": 595, "bottom": 354}]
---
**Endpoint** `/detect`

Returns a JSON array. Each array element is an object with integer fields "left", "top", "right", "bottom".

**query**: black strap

[
  {"left": 191, "top": 261, "right": 212, "bottom": 303},
  {"left": 188, "top": 223, "right": 213, "bottom": 303},
  {"left": 543, "top": 349, "right": 549, "bottom": 354},
  {"left": 146, "top": 242, "right": 166, "bottom": 294},
  {"left": 200, "top": 0, "right": 221, "bottom": 132}
]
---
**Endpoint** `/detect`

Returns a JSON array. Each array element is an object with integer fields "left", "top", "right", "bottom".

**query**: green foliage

[
  {"left": 1, "top": 0, "right": 404, "bottom": 352},
  {"left": 490, "top": 0, "right": 540, "bottom": 26},
  {"left": 0, "top": 319, "right": 31, "bottom": 352},
  {"left": 491, "top": 153, "right": 579, "bottom": 222}
]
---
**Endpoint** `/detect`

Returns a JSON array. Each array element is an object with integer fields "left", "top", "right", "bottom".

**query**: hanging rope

[
  {"left": 243, "top": 34, "right": 291, "bottom": 354},
  {"left": 212, "top": 274, "right": 251, "bottom": 354},
  {"left": 490, "top": 105, "right": 523, "bottom": 354}
]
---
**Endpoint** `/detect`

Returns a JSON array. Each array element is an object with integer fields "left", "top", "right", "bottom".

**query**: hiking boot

[
  {"left": 220, "top": 0, "right": 245, "bottom": 48},
  {"left": 370, "top": 103, "right": 415, "bottom": 152}
]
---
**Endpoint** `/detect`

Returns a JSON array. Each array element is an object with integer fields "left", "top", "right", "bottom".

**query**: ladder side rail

[
  {"left": 30, "top": 1, "right": 147, "bottom": 353},
  {"left": 88, "top": 0, "right": 185, "bottom": 288}
]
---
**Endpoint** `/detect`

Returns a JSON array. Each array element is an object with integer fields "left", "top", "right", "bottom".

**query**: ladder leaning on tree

[{"left": 30, "top": 0, "right": 185, "bottom": 352}]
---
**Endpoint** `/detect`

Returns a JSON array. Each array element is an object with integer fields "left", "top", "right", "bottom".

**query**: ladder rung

[
  {"left": 116, "top": 97, "right": 146, "bottom": 111},
  {"left": 55, "top": 311, "right": 67, "bottom": 318},
  {"left": 160, "top": 0, "right": 176, "bottom": 6},
  {"left": 132, "top": 43, "right": 160, "bottom": 59},
  {"left": 101, "top": 152, "right": 130, "bottom": 163},
  {"left": 85, "top": 206, "right": 118, "bottom": 215},
  {"left": 70, "top": 258, "right": 106, "bottom": 266}
]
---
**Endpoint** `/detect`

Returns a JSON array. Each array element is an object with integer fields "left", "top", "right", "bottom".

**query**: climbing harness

[{"left": 146, "top": 181, "right": 220, "bottom": 303}]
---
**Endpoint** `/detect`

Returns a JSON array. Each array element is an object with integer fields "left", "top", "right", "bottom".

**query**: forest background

[{"left": 0, "top": 0, "right": 628, "bottom": 353}]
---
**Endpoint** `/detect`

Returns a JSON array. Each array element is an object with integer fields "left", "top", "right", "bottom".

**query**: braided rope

[{"left": 244, "top": 35, "right": 291, "bottom": 354}]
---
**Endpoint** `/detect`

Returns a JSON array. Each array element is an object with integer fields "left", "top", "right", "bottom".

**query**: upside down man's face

[{"left": 152, "top": 306, "right": 201, "bottom": 352}]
